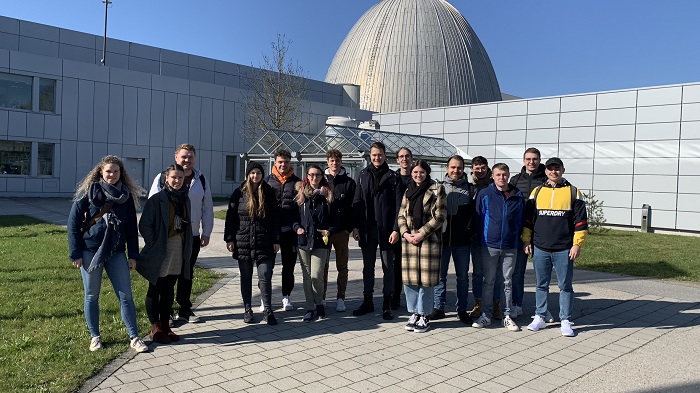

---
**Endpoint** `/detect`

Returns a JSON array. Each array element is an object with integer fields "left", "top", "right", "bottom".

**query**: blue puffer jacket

[{"left": 475, "top": 183, "right": 525, "bottom": 250}]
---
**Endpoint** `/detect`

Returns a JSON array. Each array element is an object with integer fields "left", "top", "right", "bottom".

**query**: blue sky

[{"left": 3, "top": 1, "right": 699, "bottom": 98}]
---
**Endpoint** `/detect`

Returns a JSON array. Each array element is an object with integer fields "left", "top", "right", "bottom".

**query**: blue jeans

[
  {"left": 481, "top": 247, "right": 516, "bottom": 318},
  {"left": 512, "top": 242, "right": 528, "bottom": 306},
  {"left": 533, "top": 247, "right": 574, "bottom": 321},
  {"left": 434, "top": 245, "right": 470, "bottom": 311},
  {"left": 80, "top": 250, "right": 139, "bottom": 338},
  {"left": 471, "top": 243, "right": 502, "bottom": 301},
  {"left": 404, "top": 284, "right": 434, "bottom": 315}
]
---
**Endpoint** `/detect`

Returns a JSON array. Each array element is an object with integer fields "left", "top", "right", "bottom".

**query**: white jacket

[{"left": 148, "top": 167, "right": 214, "bottom": 238}]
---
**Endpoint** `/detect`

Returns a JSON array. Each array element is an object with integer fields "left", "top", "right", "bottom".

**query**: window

[
  {"left": 0, "top": 140, "right": 31, "bottom": 175},
  {"left": 39, "top": 78, "right": 56, "bottom": 112},
  {"left": 225, "top": 155, "right": 236, "bottom": 181},
  {"left": 38, "top": 143, "right": 54, "bottom": 176},
  {"left": 0, "top": 72, "right": 32, "bottom": 110}
]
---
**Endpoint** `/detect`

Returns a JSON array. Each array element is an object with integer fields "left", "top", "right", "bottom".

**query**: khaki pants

[
  {"left": 323, "top": 230, "right": 350, "bottom": 300},
  {"left": 299, "top": 248, "right": 330, "bottom": 310}
]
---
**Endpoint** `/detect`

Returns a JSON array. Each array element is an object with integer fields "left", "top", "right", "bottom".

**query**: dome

[{"left": 325, "top": 0, "right": 501, "bottom": 113}]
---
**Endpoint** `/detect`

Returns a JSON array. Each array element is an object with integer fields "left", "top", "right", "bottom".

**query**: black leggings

[
  {"left": 145, "top": 275, "right": 178, "bottom": 324},
  {"left": 239, "top": 258, "right": 274, "bottom": 311}
]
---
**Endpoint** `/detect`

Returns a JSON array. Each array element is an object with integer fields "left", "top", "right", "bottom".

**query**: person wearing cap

[
  {"left": 224, "top": 161, "right": 281, "bottom": 325},
  {"left": 522, "top": 157, "right": 588, "bottom": 337}
]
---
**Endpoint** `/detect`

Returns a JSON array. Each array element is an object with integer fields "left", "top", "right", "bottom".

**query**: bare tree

[{"left": 242, "top": 33, "right": 309, "bottom": 144}]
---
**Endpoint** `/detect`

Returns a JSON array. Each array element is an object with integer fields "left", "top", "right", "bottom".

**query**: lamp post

[{"left": 100, "top": 0, "right": 112, "bottom": 66}]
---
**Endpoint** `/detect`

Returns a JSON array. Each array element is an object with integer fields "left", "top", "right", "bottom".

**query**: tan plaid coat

[{"left": 398, "top": 181, "right": 447, "bottom": 287}]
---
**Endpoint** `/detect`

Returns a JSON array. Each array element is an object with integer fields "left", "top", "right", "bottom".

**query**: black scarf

[
  {"left": 367, "top": 161, "right": 390, "bottom": 197},
  {"left": 164, "top": 182, "right": 189, "bottom": 232},
  {"left": 406, "top": 176, "right": 432, "bottom": 230},
  {"left": 91, "top": 180, "right": 130, "bottom": 207}
]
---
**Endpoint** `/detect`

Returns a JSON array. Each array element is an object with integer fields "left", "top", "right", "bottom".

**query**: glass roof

[{"left": 247, "top": 124, "right": 459, "bottom": 162}]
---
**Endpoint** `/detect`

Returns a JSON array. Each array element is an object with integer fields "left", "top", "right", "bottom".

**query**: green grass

[
  {"left": 577, "top": 229, "right": 700, "bottom": 282},
  {"left": 0, "top": 216, "right": 223, "bottom": 393},
  {"left": 214, "top": 210, "right": 227, "bottom": 220}
]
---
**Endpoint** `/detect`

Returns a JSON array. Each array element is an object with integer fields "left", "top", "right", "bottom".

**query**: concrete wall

[
  {"left": 0, "top": 16, "right": 373, "bottom": 197},
  {"left": 374, "top": 82, "right": 700, "bottom": 232}
]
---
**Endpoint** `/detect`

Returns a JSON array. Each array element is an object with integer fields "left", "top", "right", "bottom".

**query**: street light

[{"left": 100, "top": 0, "right": 112, "bottom": 66}]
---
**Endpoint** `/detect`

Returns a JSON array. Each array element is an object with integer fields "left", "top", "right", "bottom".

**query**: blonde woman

[{"left": 67, "top": 155, "right": 148, "bottom": 353}]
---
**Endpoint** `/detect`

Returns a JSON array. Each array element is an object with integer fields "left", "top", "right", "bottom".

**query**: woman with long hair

[
  {"left": 398, "top": 160, "right": 447, "bottom": 333},
  {"left": 224, "top": 162, "right": 280, "bottom": 325},
  {"left": 293, "top": 164, "right": 335, "bottom": 322},
  {"left": 137, "top": 164, "right": 193, "bottom": 344},
  {"left": 67, "top": 155, "right": 148, "bottom": 353}
]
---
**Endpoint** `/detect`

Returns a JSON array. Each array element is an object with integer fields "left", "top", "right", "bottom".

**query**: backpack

[{"left": 160, "top": 172, "right": 206, "bottom": 191}]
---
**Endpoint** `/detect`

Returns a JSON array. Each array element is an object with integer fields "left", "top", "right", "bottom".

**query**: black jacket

[
  {"left": 326, "top": 167, "right": 356, "bottom": 232},
  {"left": 441, "top": 174, "right": 475, "bottom": 247},
  {"left": 224, "top": 181, "right": 280, "bottom": 263},
  {"left": 353, "top": 165, "right": 406, "bottom": 249},
  {"left": 509, "top": 164, "right": 546, "bottom": 197},
  {"left": 266, "top": 172, "right": 302, "bottom": 233},
  {"left": 293, "top": 192, "right": 337, "bottom": 251}
]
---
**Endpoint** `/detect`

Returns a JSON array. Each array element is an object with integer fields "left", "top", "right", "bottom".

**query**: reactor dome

[{"left": 325, "top": 0, "right": 502, "bottom": 113}]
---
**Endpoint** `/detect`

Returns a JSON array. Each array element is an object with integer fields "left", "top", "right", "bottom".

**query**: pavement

[{"left": 1, "top": 197, "right": 700, "bottom": 393}]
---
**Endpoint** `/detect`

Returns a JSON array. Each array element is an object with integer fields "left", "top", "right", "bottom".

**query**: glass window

[
  {"left": 38, "top": 143, "right": 54, "bottom": 176},
  {"left": 39, "top": 78, "right": 56, "bottom": 113},
  {"left": 0, "top": 72, "right": 32, "bottom": 110},
  {"left": 0, "top": 140, "right": 31, "bottom": 175},
  {"left": 225, "top": 156, "right": 236, "bottom": 181}
]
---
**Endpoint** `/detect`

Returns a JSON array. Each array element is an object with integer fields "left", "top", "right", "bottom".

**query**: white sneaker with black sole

[
  {"left": 503, "top": 315, "right": 521, "bottom": 332},
  {"left": 405, "top": 313, "right": 419, "bottom": 331},
  {"left": 282, "top": 296, "right": 294, "bottom": 311},
  {"left": 472, "top": 314, "right": 491, "bottom": 328},
  {"left": 413, "top": 315, "right": 430, "bottom": 333}
]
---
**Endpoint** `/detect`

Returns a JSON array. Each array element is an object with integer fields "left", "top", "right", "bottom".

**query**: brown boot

[
  {"left": 468, "top": 299, "right": 482, "bottom": 318},
  {"left": 162, "top": 322, "right": 180, "bottom": 342},
  {"left": 492, "top": 299, "right": 503, "bottom": 320},
  {"left": 150, "top": 322, "right": 171, "bottom": 344}
]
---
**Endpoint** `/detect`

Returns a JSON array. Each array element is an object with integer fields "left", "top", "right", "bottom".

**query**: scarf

[
  {"left": 472, "top": 168, "right": 492, "bottom": 187},
  {"left": 406, "top": 176, "right": 432, "bottom": 230},
  {"left": 367, "top": 161, "right": 390, "bottom": 197},
  {"left": 85, "top": 181, "right": 129, "bottom": 273},
  {"left": 164, "top": 182, "right": 189, "bottom": 232},
  {"left": 272, "top": 165, "right": 294, "bottom": 184}
]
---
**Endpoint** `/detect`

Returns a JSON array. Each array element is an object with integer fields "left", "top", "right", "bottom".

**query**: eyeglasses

[{"left": 307, "top": 173, "right": 323, "bottom": 178}]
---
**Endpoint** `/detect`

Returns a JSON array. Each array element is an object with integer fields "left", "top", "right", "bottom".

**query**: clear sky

[{"left": 3, "top": 1, "right": 699, "bottom": 99}]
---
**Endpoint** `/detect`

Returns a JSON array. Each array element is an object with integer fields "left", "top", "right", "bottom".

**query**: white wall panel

[
  {"left": 400, "top": 110, "right": 421, "bottom": 124},
  {"left": 526, "top": 128, "right": 559, "bottom": 144},
  {"left": 444, "top": 106, "right": 469, "bottom": 121},
  {"left": 636, "top": 105, "right": 681, "bottom": 123},
  {"left": 497, "top": 100, "right": 527, "bottom": 116},
  {"left": 469, "top": 118, "right": 496, "bottom": 132},
  {"left": 677, "top": 211, "right": 700, "bottom": 231},
  {"left": 679, "top": 140, "right": 700, "bottom": 157},
  {"left": 496, "top": 129, "right": 526, "bottom": 145},
  {"left": 681, "top": 103, "right": 700, "bottom": 122},
  {"left": 443, "top": 132, "right": 468, "bottom": 147},
  {"left": 595, "top": 124, "right": 635, "bottom": 142},
  {"left": 443, "top": 119, "right": 469, "bottom": 134},
  {"left": 466, "top": 145, "right": 494, "bottom": 161},
  {"left": 595, "top": 190, "right": 631, "bottom": 208},
  {"left": 635, "top": 140, "right": 679, "bottom": 158},
  {"left": 421, "top": 121, "right": 443, "bottom": 136},
  {"left": 527, "top": 113, "right": 559, "bottom": 129},
  {"left": 495, "top": 145, "right": 526, "bottom": 162},
  {"left": 400, "top": 122, "right": 421, "bottom": 135},
  {"left": 678, "top": 158, "right": 700, "bottom": 176},
  {"left": 635, "top": 122, "right": 680, "bottom": 140},
  {"left": 564, "top": 173, "right": 592, "bottom": 190},
  {"left": 595, "top": 141, "right": 635, "bottom": 158},
  {"left": 597, "top": 108, "right": 636, "bottom": 126},
  {"left": 470, "top": 103, "right": 497, "bottom": 119},
  {"left": 594, "top": 157, "right": 634, "bottom": 175},
  {"left": 559, "top": 142, "right": 595, "bottom": 159},
  {"left": 637, "top": 86, "right": 682, "bottom": 106},
  {"left": 559, "top": 126, "right": 595, "bottom": 143},
  {"left": 602, "top": 206, "right": 632, "bottom": 226},
  {"left": 469, "top": 131, "right": 496, "bottom": 146},
  {"left": 562, "top": 158, "right": 593, "bottom": 174},
  {"left": 379, "top": 113, "right": 400, "bottom": 125},
  {"left": 421, "top": 109, "right": 444, "bottom": 122},
  {"left": 639, "top": 208, "right": 676, "bottom": 229},
  {"left": 632, "top": 191, "right": 677, "bottom": 211},
  {"left": 561, "top": 94, "right": 597, "bottom": 112},
  {"left": 497, "top": 115, "right": 526, "bottom": 131},
  {"left": 597, "top": 90, "right": 637, "bottom": 109},
  {"left": 535, "top": 144, "right": 559, "bottom": 159},
  {"left": 594, "top": 174, "right": 633, "bottom": 191},
  {"left": 633, "top": 175, "right": 677, "bottom": 193},
  {"left": 677, "top": 194, "right": 700, "bottom": 213},
  {"left": 560, "top": 110, "right": 596, "bottom": 127},
  {"left": 528, "top": 98, "right": 560, "bottom": 114},
  {"left": 683, "top": 84, "right": 700, "bottom": 103},
  {"left": 681, "top": 121, "right": 700, "bottom": 139},
  {"left": 678, "top": 175, "right": 700, "bottom": 193}
]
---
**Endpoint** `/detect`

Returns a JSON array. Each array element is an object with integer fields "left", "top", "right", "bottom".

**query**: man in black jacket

[
  {"left": 266, "top": 150, "right": 302, "bottom": 311},
  {"left": 508, "top": 147, "right": 547, "bottom": 319},
  {"left": 352, "top": 142, "right": 405, "bottom": 320},
  {"left": 392, "top": 147, "right": 413, "bottom": 309},
  {"left": 323, "top": 150, "right": 357, "bottom": 312}
]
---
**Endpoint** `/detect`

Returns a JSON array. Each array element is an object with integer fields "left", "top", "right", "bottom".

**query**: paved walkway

[{"left": 2, "top": 198, "right": 700, "bottom": 393}]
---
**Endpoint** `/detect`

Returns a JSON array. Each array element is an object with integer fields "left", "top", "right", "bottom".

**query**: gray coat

[{"left": 137, "top": 190, "right": 193, "bottom": 285}]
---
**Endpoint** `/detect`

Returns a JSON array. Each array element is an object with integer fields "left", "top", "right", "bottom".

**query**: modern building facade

[
  {"left": 0, "top": 16, "right": 372, "bottom": 197},
  {"left": 373, "top": 82, "right": 700, "bottom": 232}
]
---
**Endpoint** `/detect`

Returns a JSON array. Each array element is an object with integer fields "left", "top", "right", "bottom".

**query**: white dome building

[{"left": 325, "top": 0, "right": 502, "bottom": 113}]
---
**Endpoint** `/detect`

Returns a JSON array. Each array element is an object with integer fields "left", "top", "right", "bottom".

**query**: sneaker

[
  {"left": 263, "top": 309, "right": 277, "bottom": 325},
  {"left": 492, "top": 299, "right": 503, "bottom": 320},
  {"left": 179, "top": 310, "right": 200, "bottom": 323},
  {"left": 336, "top": 298, "right": 347, "bottom": 312},
  {"left": 316, "top": 304, "right": 327, "bottom": 320},
  {"left": 130, "top": 337, "right": 149, "bottom": 353},
  {"left": 302, "top": 310, "right": 315, "bottom": 322},
  {"left": 187, "top": 312, "right": 200, "bottom": 323},
  {"left": 512, "top": 305, "right": 523, "bottom": 318},
  {"left": 168, "top": 315, "right": 175, "bottom": 328},
  {"left": 243, "top": 309, "right": 255, "bottom": 323},
  {"left": 457, "top": 310, "right": 472, "bottom": 324},
  {"left": 405, "top": 313, "right": 419, "bottom": 331},
  {"left": 545, "top": 310, "right": 555, "bottom": 323},
  {"left": 259, "top": 299, "right": 265, "bottom": 312},
  {"left": 503, "top": 315, "right": 521, "bottom": 332},
  {"left": 413, "top": 315, "right": 430, "bottom": 333},
  {"left": 472, "top": 314, "right": 491, "bottom": 328},
  {"left": 561, "top": 320, "right": 575, "bottom": 337},
  {"left": 527, "top": 315, "right": 547, "bottom": 332},
  {"left": 427, "top": 308, "right": 446, "bottom": 320},
  {"left": 282, "top": 296, "right": 294, "bottom": 311},
  {"left": 89, "top": 336, "right": 103, "bottom": 352}
]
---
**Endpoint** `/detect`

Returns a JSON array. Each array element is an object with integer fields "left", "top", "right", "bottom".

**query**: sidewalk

[{"left": 2, "top": 197, "right": 700, "bottom": 393}]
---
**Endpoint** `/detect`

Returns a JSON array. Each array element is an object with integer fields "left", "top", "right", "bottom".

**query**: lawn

[
  {"left": 577, "top": 229, "right": 700, "bottom": 282},
  {"left": 214, "top": 210, "right": 227, "bottom": 220},
  {"left": 0, "top": 216, "right": 223, "bottom": 393}
]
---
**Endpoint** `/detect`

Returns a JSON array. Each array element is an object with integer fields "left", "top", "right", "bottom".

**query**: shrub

[{"left": 582, "top": 191, "right": 609, "bottom": 234}]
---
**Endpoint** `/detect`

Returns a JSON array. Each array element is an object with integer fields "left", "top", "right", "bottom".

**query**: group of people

[{"left": 68, "top": 141, "right": 588, "bottom": 353}]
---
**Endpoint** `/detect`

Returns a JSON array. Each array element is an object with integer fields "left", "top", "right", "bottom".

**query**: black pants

[
  {"left": 239, "top": 258, "right": 274, "bottom": 310},
  {"left": 279, "top": 231, "right": 297, "bottom": 296},
  {"left": 146, "top": 275, "right": 179, "bottom": 325},
  {"left": 361, "top": 225, "right": 395, "bottom": 297},
  {"left": 172, "top": 236, "right": 200, "bottom": 316}
]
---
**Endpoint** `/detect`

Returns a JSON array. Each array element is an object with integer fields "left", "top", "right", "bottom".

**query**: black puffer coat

[
  {"left": 509, "top": 164, "right": 546, "bottom": 197},
  {"left": 224, "top": 181, "right": 280, "bottom": 263},
  {"left": 266, "top": 173, "right": 301, "bottom": 233},
  {"left": 326, "top": 168, "right": 356, "bottom": 232}
]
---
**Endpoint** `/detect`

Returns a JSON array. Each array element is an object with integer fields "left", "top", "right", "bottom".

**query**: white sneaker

[
  {"left": 259, "top": 299, "right": 265, "bottom": 312},
  {"left": 545, "top": 310, "right": 555, "bottom": 323},
  {"left": 527, "top": 315, "right": 547, "bottom": 331},
  {"left": 130, "top": 337, "right": 149, "bottom": 353},
  {"left": 503, "top": 315, "right": 521, "bottom": 332},
  {"left": 512, "top": 305, "right": 523, "bottom": 318},
  {"left": 413, "top": 315, "right": 430, "bottom": 333},
  {"left": 168, "top": 315, "right": 175, "bottom": 327},
  {"left": 282, "top": 296, "right": 294, "bottom": 311},
  {"left": 472, "top": 314, "right": 491, "bottom": 328},
  {"left": 336, "top": 298, "right": 347, "bottom": 312},
  {"left": 89, "top": 336, "right": 103, "bottom": 351},
  {"left": 561, "top": 320, "right": 575, "bottom": 337},
  {"left": 405, "top": 313, "right": 419, "bottom": 331}
]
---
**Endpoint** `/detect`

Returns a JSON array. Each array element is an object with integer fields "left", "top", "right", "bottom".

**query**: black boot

[
  {"left": 243, "top": 307, "right": 255, "bottom": 323},
  {"left": 382, "top": 296, "right": 393, "bottom": 320},
  {"left": 263, "top": 308, "right": 277, "bottom": 325},
  {"left": 353, "top": 294, "right": 375, "bottom": 316},
  {"left": 317, "top": 304, "right": 327, "bottom": 320}
]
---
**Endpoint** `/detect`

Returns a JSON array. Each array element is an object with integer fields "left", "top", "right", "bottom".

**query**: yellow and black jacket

[{"left": 521, "top": 179, "right": 588, "bottom": 252}]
